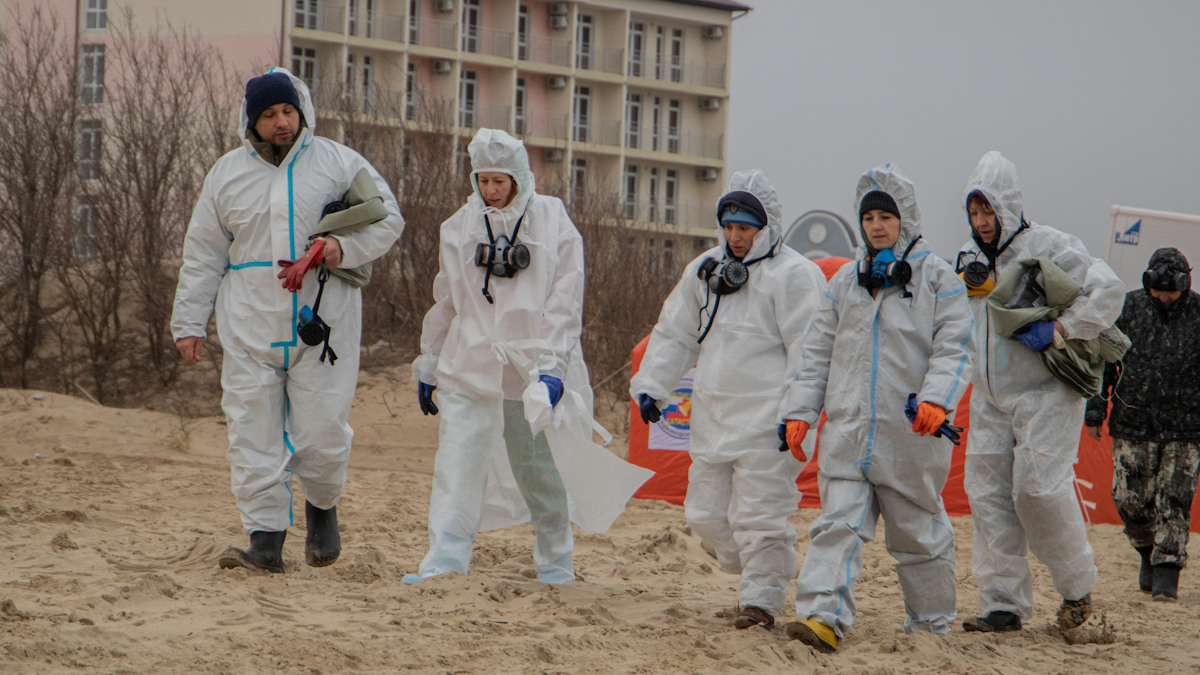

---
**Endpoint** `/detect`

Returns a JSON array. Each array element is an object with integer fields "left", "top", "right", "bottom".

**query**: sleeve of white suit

[
  {"left": 782, "top": 280, "right": 840, "bottom": 425},
  {"left": 629, "top": 261, "right": 705, "bottom": 404},
  {"left": 774, "top": 260, "right": 829, "bottom": 423},
  {"left": 918, "top": 264, "right": 974, "bottom": 412},
  {"left": 1045, "top": 231, "right": 1124, "bottom": 341},
  {"left": 329, "top": 156, "right": 405, "bottom": 269},
  {"left": 537, "top": 200, "right": 585, "bottom": 380},
  {"left": 412, "top": 213, "right": 461, "bottom": 386},
  {"left": 171, "top": 166, "right": 232, "bottom": 341}
]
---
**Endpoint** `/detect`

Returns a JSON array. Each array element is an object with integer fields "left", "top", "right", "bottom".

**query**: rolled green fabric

[{"left": 311, "top": 167, "right": 389, "bottom": 288}]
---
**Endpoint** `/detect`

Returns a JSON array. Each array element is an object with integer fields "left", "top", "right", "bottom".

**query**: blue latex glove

[
  {"left": 777, "top": 423, "right": 788, "bottom": 452},
  {"left": 1014, "top": 319, "right": 1056, "bottom": 352},
  {"left": 539, "top": 374, "right": 563, "bottom": 408},
  {"left": 417, "top": 382, "right": 438, "bottom": 416},
  {"left": 637, "top": 393, "right": 661, "bottom": 424}
]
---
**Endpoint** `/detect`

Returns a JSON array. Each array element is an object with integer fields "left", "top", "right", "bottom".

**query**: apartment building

[{"left": 18, "top": 0, "right": 749, "bottom": 245}]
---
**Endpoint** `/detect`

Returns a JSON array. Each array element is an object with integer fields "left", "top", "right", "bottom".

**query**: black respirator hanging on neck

[
  {"left": 475, "top": 212, "right": 529, "bottom": 304},
  {"left": 857, "top": 236, "right": 921, "bottom": 298}
]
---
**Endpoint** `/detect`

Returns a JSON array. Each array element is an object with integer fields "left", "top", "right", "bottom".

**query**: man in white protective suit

[
  {"left": 172, "top": 68, "right": 404, "bottom": 573},
  {"left": 955, "top": 151, "right": 1124, "bottom": 632},
  {"left": 630, "top": 169, "right": 828, "bottom": 630},
  {"left": 405, "top": 128, "right": 650, "bottom": 586},
  {"left": 782, "top": 163, "right": 972, "bottom": 653}
]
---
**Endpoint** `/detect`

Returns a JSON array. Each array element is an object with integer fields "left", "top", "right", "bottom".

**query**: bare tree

[{"left": 0, "top": 6, "right": 78, "bottom": 388}]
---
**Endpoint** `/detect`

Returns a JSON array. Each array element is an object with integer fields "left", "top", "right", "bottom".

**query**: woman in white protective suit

[
  {"left": 781, "top": 163, "right": 972, "bottom": 653},
  {"left": 172, "top": 68, "right": 405, "bottom": 573},
  {"left": 956, "top": 151, "right": 1124, "bottom": 633},
  {"left": 405, "top": 128, "right": 647, "bottom": 585},
  {"left": 630, "top": 170, "right": 828, "bottom": 630}
]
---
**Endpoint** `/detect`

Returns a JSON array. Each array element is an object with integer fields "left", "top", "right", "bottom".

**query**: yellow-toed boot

[{"left": 786, "top": 618, "right": 838, "bottom": 653}]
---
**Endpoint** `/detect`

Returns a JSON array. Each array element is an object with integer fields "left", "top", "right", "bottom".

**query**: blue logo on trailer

[{"left": 1114, "top": 219, "right": 1141, "bottom": 245}]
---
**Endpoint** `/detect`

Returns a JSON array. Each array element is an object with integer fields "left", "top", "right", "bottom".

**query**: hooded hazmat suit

[
  {"left": 171, "top": 68, "right": 404, "bottom": 534},
  {"left": 783, "top": 163, "right": 973, "bottom": 637},
  {"left": 959, "top": 151, "right": 1124, "bottom": 620},
  {"left": 409, "top": 129, "right": 591, "bottom": 585},
  {"left": 630, "top": 170, "right": 829, "bottom": 619}
]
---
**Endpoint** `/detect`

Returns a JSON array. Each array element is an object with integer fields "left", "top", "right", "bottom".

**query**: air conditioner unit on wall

[
  {"left": 548, "top": 14, "right": 568, "bottom": 30},
  {"left": 702, "top": 26, "right": 724, "bottom": 40},
  {"left": 433, "top": 59, "right": 454, "bottom": 75},
  {"left": 699, "top": 97, "right": 721, "bottom": 111},
  {"left": 544, "top": 148, "right": 564, "bottom": 162},
  {"left": 435, "top": 0, "right": 455, "bottom": 13},
  {"left": 696, "top": 168, "right": 719, "bottom": 181},
  {"left": 546, "top": 75, "right": 568, "bottom": 90},
  {"left": 549, "top": 2, "right": 570, "bottom": 16}
]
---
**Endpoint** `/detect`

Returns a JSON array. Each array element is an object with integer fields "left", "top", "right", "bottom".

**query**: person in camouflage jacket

[{"left": 1086, "top": 246, "right": 1200, "bottom": 601}]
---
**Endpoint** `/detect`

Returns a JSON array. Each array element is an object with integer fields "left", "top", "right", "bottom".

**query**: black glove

[
  {"left": 418, "top": 382, "right": 439, "bottom": 416},
  {"left": 637, "top": 393, "right": 661, "bottom": 424}
]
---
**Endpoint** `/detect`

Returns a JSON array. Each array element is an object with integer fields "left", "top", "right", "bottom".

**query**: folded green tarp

[{"left": 310, "top": 167, "right": 389, "bottom": 289}]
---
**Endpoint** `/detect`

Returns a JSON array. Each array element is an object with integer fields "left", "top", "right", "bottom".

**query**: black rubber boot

[
  {"left": 218, "top": 530, "right": 286, "bottom": 573},
  {"left": 962, "top": 610, "right": 1022, "bottom": 632},
  {"left": 1136, "top": 546, "right": 1153, "bottom": 593},
  {"left": 1152, "top": 563, "right": 1181, "bottom": 602},
  {"left": 305, "top": 501, "right": 341, "bottom": 567}
]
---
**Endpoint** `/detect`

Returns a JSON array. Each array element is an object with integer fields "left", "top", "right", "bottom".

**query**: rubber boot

[
  {"left": 305, "top": 501, "right": 341, "bottom": 567},
  {"left": 218, "top": 531, "right": 286, "bottom": 573},
  {"left": 1152, "top": 563, "right": 1181, "bottom": 602},
  {"left": 1136, "top": 546, "right": 1153, "bottom": 593},
  {"left": 962, "top": 611, "right": 1022, "bottom": 632},
  {"left": 1056, "top": 593, "right": 1092, "bottom": 630}
]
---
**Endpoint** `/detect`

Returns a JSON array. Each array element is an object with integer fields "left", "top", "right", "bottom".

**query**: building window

[
  {"left": 408, "top": 0, "right": 419, "bottom": 42},
  {"left": 75, "top": 196, "right": 100, "bottom": 258},
  {"left": 517, "top": 5, "right": 529, "bottom": 60},
  {"left": 575, "top": 15, "right": 593, "bottom": 70},
  {"left": 459, "top": 69, "right": 477, "bottom": 127},
  {"left": 625, "top": 92, "right": 641, "bottom": 149},
  {"left": 80, "top": 44, "right": 105, "bottom": 107},
  {"left": 667, "top": 99, "right": 680, "bottom": 153},
  {"left": 647, "top": 167, "right": 659, "bottom": 222},
  {"left": 572, "top": 157, "right": 588, "bottom": 200},
  {"left": 405, "top": 61, "right": 416, "bottom": 120},
  {"left": 292, "top": 47, "right": 318, "bottom": 90},
  {"left": 628, "top": 22, "right": 644, "bottom": 77},
  {"left": 461, "top": 0, "right": 480, "bottom": 53},
  {"left": 654, "top": 26, "right": 664, "bottom": 79},
  {"left": 623, "top": 164, "right": 638, "bottom": 220},
  {"left": 573, "top": 85, "right": 590, "bottom": 142},
  {"left": 670, "top": 28, "right": 684, "bottom": 83},
  {"left": 78, "top": 120, "right": 103, "bottom": 181},
  {"left": 664, "top": 169, "right": 677, "bottom": 224},
  {"left": 348, "top": 0, "right": 376, "bottom": 37},
  {"left": 361, "top": 55, "right": 374, "bottom": 112},
  {"left": 294, "top": 0, "right": 317, "bottom": 30},
  {"left": 662, "top": 239, "right": 675, "bottom": 272},
  {"left": 651, "top": 97, "right": 661, "bottom": 152},
  {"left": 514, "top": 77, "right": 527, "bottom": 134},
  {"left": 85, "top": 0, "right": 108, "bottom": 30}
]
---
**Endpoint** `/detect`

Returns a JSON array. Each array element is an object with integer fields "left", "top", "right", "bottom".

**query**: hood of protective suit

[
  {"left": 238, "top": 67, "right": 315, "bottom": 155},
  {"left": 961, "top": 151, "right": 1024, "bottom": 248},
  {"left": 855, "top": 162, "right": 921, "bottom": 257},
  {"left": 715, "top": 169, "right": 782, "bottom": 261},
  {"left": 468, "top": 128, "right": 536, "bottom": 221}
]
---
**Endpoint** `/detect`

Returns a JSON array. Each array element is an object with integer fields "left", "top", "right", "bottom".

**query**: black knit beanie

[
  {"left": 859, "top": 190, "right": 900, "bottom": 222},
  {"left": 245, "top": 72, "right": 301, "bottom": 129}
]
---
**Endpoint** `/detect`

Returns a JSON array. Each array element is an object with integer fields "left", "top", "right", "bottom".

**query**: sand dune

[{"left": 2, "top": 368, "right": 1200, "bottom": 674}]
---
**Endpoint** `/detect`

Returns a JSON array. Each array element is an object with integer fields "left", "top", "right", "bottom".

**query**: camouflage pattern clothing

[{"left": 1111, "top": 438, "right": 1200, "bottom": 566}]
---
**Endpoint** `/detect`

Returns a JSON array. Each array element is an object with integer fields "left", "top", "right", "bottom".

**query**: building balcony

[
  {"left": 520, "top": 109, "right": 570, "bottom": 140},
  {"left": 412, "top": 17, "right": 456, "bottom": 50},
  {"left": 459, "top": 103, "right": 511, "bottom": 130},
  {"left": 462, "top": 26, "right": 513, "bottom": 58},
  {"left": 576, "top": 46, "right": 623, "bottom": 75},
  {"left": 625, "top": 128, "right": 724, "bottom": 161},
  {"left": 524, "top": 34, "right": 571, "bottom": 68},
  {"left": 572, "top": 115, "right": 620, "bottom": 146}
]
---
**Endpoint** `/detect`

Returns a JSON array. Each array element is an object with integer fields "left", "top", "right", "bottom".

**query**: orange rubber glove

[
  {"left": 912, "top": 402, "right": 947, "bottom": 436},
  {"left": 277, "top": 238, "right": 327, "bottom": 292},
  {"left": 786, "top": 420, "right": 810, "bottom": 462}
]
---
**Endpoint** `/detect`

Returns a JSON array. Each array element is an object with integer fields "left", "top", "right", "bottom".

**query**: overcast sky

[{"left": 726, "top": 0, "right": 1200, "bottom": 260}]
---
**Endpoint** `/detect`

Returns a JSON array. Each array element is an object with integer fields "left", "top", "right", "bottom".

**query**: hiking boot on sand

[
  {"left": 1056, "top": 594, "right": 1092, "bottom": 630},
  {"left": 786, "top": 618, "right": 837, "bottom": 653},
  {"left": 1136, "top": 546, "right": 1153, "bottom": 593},
  {"left": 305, "top": 501, "right": 341, "bottom": 567},
  {"left": 963, "top": 610, "right": 1022, "bottom": 632},
  {"left": 1152, "top": 563, "right": 1181, "bottom": 602},
  {"left": 732, "top": 605, "right": 774, "bottom": 629},
  {"left": 218, "top": 530, "right": 287, "bottom": 573}
]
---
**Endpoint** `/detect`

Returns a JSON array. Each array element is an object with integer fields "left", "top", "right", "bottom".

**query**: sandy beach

[{"left": 3, "top": 366, "right": 1200, "bottom": 674}]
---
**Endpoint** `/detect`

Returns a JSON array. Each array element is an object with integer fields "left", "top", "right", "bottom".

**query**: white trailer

[{"left": 1106, "top": 205, "right": 1200, "bottom": 291}]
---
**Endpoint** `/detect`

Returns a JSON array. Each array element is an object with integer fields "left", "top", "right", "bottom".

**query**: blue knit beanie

[{"left": 245, "top": 72, "right": 300, "bottom": 129}]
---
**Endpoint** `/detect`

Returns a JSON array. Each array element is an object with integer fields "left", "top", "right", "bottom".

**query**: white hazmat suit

[
  {"left": 410, "top": 129, "right": 648, "bottom": 585},
  {"left": 171, "top": 68, "right": 405, "bottom": 534},
  {"left": 784, "top": 163, "right": 973, "bottom": 637},
  {"left": 959, "top": 151, "right": 1124, "bottom": 620},
  {"left": 630, "top": 170, "right": 828, "bottom": 619}
]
